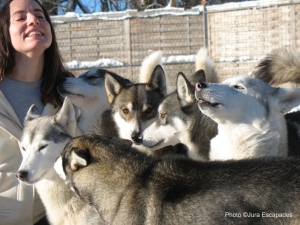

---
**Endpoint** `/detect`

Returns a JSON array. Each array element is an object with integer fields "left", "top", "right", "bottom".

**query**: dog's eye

[
  {"left": 38, "top": 144, "right": 48, "bottom": 151},
  {"left": 122, "top": 108, "right": 129, "bottom": 114},
  {"left": 145, "top": 107, "right": 153, "bottom": 114},
  {"left": 22, "top": 147, "right": 26, "bottom": 152},
  {"left": 86, "top": 76, "right": 98, "bottom": 80},
  {"left": 160, "top": 113, "right": 166, "bottom": 119},
  {"left": 233, "top": 85, "right": 244, "bottom": 90}
]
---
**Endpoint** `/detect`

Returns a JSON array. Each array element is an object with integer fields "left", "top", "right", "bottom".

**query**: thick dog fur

[
  {"left": 17, "top": 98, "right": 103, "bottom": 225},
  {"left": 195, "top": 47, "right": 219, "bottom": 83},
  {"left": 140, "top": 48, "right": 218, "bottom": 160},
  {"left": 252, "top": 48, "right": 300, "bottom": 88},
  {"left": 138, "top": 50, "right": 173, "bottom": 94},
  {"left": 58, "top": 69, "right": 131, "bottom": 136},
  {"left": 195, "top": 75, "right": 300, "bottom": 160},
  {"left": 56, "top": 134, "right": 300, "bottom": 225}
]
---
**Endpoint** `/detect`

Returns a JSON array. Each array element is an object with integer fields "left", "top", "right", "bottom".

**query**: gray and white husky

[
  {"left": 140, "top": 48, "right": 218, "bottom": 160},
  {"left": 104, "top": 51, "right": 169, "bottom": 143},
  {"left": 16, "top": 98, "right": 103, "bottom": 225},
  {"left": 195, "top": 75, "right": 300, "bottom": 160},
  {"left": 55, "top": 134, "right": 300, "bottom": 225}
]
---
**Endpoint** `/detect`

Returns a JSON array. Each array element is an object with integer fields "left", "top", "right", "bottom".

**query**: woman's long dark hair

[{"left": 0, "top": 0, "right": 74, "bottom": 107}]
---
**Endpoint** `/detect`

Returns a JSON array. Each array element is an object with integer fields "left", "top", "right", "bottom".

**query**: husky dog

[
  {"left": 140, "top": 71, "right": 217, "bottom": 160},
  {"left": 104, "top": 50, "right": 172, "bottom": 144},
  {"left": 104, "top": 64, "right": 167, "bottom": 143},
  {"left": 57, "top": 69, "right": 131, "bottom": 136},
  {"left": 139, "top": 47, "right": 218, "bottom": 161},
  {"left": 195, "top": 76, "right": 300, "bottom": 160},
  {"left": 16, "top": 98, "right": 103, "bottom": 225},
  {"left": 56, "top": 134, "right": 300, "bottom": 225}
]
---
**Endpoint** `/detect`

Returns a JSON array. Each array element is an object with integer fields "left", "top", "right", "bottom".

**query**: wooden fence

[{"left": 51, "top": 0, "right": 300, "bottom": 86}]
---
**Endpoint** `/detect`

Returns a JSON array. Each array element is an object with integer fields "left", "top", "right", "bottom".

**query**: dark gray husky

[{"left": 56, "top": 134, "right": 300, "bottom": 225}]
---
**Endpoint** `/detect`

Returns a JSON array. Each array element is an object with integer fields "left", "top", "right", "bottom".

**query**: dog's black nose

[
  {"left": 131, "top": 132, "right": 142, "bottom": 144},
  {"left": 195, "top": 82, "right": 207, "bottom": 92},
  {"left": 16, "top": 170, "right": 28, "bottom": 181}
]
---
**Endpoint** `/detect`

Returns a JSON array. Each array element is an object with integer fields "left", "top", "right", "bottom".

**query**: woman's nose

[{"left": 27, "top": 13, "right": 40, "bottom": 26}]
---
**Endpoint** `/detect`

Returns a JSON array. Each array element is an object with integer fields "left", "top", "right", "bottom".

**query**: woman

[{"left": 0, "top": 0, "right": 74, "bottom": 224}]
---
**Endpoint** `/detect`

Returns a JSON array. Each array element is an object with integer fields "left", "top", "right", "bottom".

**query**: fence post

[
  {"left": 290, "top": 4, "right": 296, "bottom": 49},
  {"left": 203, "top": 3, "right": 208, "bottom": 48},
  {"left": 124, "top": 18, "right": 132, "bottom": 80}
]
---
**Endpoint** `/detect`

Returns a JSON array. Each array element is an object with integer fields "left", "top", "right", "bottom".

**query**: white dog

[{"left": 195, "top": 75, "right": 300, "bottom": 160}]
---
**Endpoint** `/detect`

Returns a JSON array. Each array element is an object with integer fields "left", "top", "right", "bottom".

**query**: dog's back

[{"left": 61, "top": 134, "right": 300, "bottom": 225}]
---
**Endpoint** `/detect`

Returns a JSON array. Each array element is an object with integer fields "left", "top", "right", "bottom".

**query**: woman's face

[{"left": 9, "top": 0, "right": 52, "bottom": 56}]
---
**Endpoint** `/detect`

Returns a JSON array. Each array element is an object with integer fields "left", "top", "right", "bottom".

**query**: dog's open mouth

[{"left": 197, "top": 98, "right": 220, "bottom": 107}]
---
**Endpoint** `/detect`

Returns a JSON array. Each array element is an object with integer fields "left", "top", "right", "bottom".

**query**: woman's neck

[{"left": 7, "top": 53, "right": 44, "bottom": 82}]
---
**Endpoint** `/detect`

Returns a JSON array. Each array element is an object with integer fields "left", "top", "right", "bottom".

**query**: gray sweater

[{"left": 0, "top": 77, "right": 44, "bottom": 126}]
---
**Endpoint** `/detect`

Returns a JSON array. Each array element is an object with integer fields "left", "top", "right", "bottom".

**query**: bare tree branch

[{"left": 77, "top": 0, "right": 92, "bottom": 13}]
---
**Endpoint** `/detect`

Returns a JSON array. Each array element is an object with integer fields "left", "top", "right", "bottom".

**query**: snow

[
  {"left": 63, "top": 55, "right": 198, "bottom": 69},
  {"left": 218, "top": 56, "right": 266, "bottom": 63},
  {"left": 64, "top": 58, "right": 124, "bottom": 69}
]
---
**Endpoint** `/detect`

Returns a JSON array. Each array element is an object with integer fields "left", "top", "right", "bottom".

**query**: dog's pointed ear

[
  {"left": 24, "top": 104, "right": 41, "bottom": 125},
  {"left": 54, "top": 97, "right": 77, "bottom": 128},
  {"left": 104, "top": 73, "right": 124, "bottom": 104},
  {"left": 189, "top": 69, "right": 206, "bottom": 86},
  {"left": 70, "top": 148, "right": 90, "bottom": 171},
  {"left": 177, "top": 72, "right": 195, "bottom": 106},
  {"left": 54, "top": 157, "right": 66, "bottom": 181},
  {"left": 147, "top": 65, "right": 166, "bottom": 96},
  {"left": 272, "top": 87, "right": 300, "bottom": 113}
]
